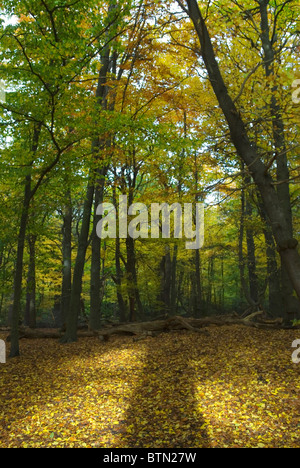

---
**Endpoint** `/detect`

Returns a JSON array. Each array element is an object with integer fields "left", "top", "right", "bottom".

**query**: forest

[{"left": 0, "top": 0, "right": 300, "bottom": 450}]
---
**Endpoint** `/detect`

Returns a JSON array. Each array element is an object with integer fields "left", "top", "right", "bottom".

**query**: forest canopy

[{"left": 0, "top": 0, "right": 299, "bottom": 358}]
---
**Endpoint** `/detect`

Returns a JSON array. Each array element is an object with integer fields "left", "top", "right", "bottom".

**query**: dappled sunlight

[
  {"left": 191, "top": 326, "right": 300, "bottom": 448},
  {"left": 0, "top": 335, "right": 147, "bottom": 448},
  {"left": 0, "top": 326, "right": 299, "bottom": 448}
]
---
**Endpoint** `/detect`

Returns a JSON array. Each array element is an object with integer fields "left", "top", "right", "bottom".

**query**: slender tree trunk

[
  {"left": 170, "top": 245, "right": 178, "bottom": 315},
  {"left": 194, "top": 249, "right": 202, "bottom": 316},
  {"left": 181, "top": 0, "right": 300, "bottom": 308},
  {"left": 238, "top": 180, "right": 254, "bottom": 306},
  {"left": 9, "top": 124, "right": 41, "bottom": 357},
  {"left": 126, "top": 235, "right": 143, "bottom": 321},
  {"left": 62, "top": 178, "right": 94, "bottom": 342},
  {"left": 258, "top": 201, "right": 283, "bottom": 317},
  {"left": 9, "top": 178, "right": 32, "bottom": 357},
  {"left": 245, "top": 181, "right": 259, "bottom": 305},
  {"left": 89, "top": 176, "right": 106, "bottom": 330},
  {"left": 62, "top": 18, "right": 114, "bottom": 341},
  {"left": 61, "top": 192, "right": 72, "bottom": 328},
  {"left": 158, "top": 246, "right": 172, "bottom": 315},
  {"left": 113, "top": 187, "right": 127, "bottom": 322},
  {"left": 193, "top": 151, "right": 202, "bottom": 316},
  {"left": 115, "top": 235, "right": 127, "bottom": 322},
  {"left": 25, "top": 234, "right": 37, "bottom": 329},
  {"left": 207, "top": 256, "right": 214, "bottom": 308},
  {"left": 89, "top": 8, "right": 121, "bottom": 330},
  {"left": 220, "top": 256, "right": 225, "bottom": 309}
]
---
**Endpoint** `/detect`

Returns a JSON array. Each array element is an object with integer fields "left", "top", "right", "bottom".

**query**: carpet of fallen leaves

[{"left": 0, "top": 325, "right": 299, "bottom": 448}]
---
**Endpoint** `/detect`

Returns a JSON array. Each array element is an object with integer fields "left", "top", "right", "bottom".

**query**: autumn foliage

[
  {"left": 0, "top": 0, "right": 300, "bottom": 450},
  {"left": 0, "top": 326, "right": 299, "bottom": 448}
]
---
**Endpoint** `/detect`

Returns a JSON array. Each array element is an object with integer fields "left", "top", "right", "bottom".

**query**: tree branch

[{"left": 233, "top": 62, "right": 263, "bottom": 103}]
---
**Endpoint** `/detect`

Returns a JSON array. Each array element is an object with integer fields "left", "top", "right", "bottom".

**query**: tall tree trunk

[
  {"left": 158, "top": 246, "right": 172, "bottom": 315},
  {"left": 180, "top": 0, "right": 300, "bottom": 310},
  {"left": 193, "top": 151, "right": 203, "bottom": 316},
  {"left": 113, "top": 187, "right": 127, "bottom": 322},
  {"left": 25, "top": 234, "right": 37, "bottom": 329},
  {"left": 126, "top": 235, "right": 143, "bottom": 322},
  {"left": 10, "top": 178, "right": 32, "bottom": 357},
  {"left": 61, "top": 192, "right": 72, "bottom": 328},
  {"left": 245, "top": 180, "right": 259, "bottom": 305},
  {"left": 194, "top": 249, "right": 202, "bottom": 316},
  {"left": 257, "top": 200, "right": 283, "bottom": 317},
  {"left": 258, "top": 0, "right": 297, "bottom": 320},
  {"left": 62, "top": 20, "right": 113, "bottom": 341},
  {"left": 89, "top": 41, "right": 111, "bottom": 331},
  {"left": 90, "top": 8, "right": 122, "bottom": 330},
  {"left": 238, "top": 178, "right": 255, "bottom": 307},
  {"left": 9, "top": 124, "right": 41, "bottom": 357},
  {"left": 89, "top": 176, "right": 106, "bottom": 330},
  {"left": 62, "top": 178, "right": 94, "bottom": 342},
  {"left": 115, "top": 235, "right": 127, "bottom": 322},
  {"left": 170, "top": 245, "right": 178, "bottom": 315},
  {"left": 206, "top": 256, "right": 214, "bottom": 308}
]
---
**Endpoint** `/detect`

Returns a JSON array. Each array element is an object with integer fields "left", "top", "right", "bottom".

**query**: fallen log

[
  {"left": 98, "top": 316, "right": 211, "bottom": 341},
  {"left": 2, "top": 313, "right": 288, "bottom": 341},
  {"left": 97, "top": 313, "right": 284, "bottom": 340},
  {"left": 4, "top": 327, "right": 98, "bottom": 341}
]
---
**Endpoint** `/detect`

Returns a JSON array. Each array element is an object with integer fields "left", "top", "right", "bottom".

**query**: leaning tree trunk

[{"left": 180, "top": 0, "right": 300, "bottom": 308}]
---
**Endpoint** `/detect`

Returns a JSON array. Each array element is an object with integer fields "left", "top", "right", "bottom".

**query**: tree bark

[
  {"left": 180, "top": 0, "right": 300, "bottom": 309},
  {"left": 193, "top": 150, "right": 203, "bottom": 316},
  {"left": 61, "top": 192, "right": 72, "bottom": 328},
  {"left": 25, "top": 234, "right": 37, "bottom": 329},
  {"left": 113, "top": 186, "right": 127, "bottom": 322},
  {"left": 62, "top": 10, "right": 114, "bottom": 341},
  {"left": 126, "top": 235, "right": 143, "bottom": 321},
  {"left": 61, "top": 178, "right": 94, "bottom": 342},
  {"left": 245, "top": 179, "right": 259, "bottom": 305},
  {"left": 9, "top": 123, "right": 41, "bottom": 357},
  {"left": 158, "top": 246, "right": 172, "bottom": 315},
  {"left": 89, "top": 35, "right": 111, "bottom": 331},
  {"left": 89, "top": 176, "right": 106, "bottom": 330},
  {"left": 257, "top": 200, "right": 283, "bottom": 317},
  {"left": 258, "top": 0, "right": 297, "bottom": 319},
  {"left": 238, "top": 184, "right": 249, "bottom": 305},
  {"left": 9, "top": 177, "right": 32, "bottom": 357},
  {"left": 170, "top": 245, "right": 178, "bottom": 315}
]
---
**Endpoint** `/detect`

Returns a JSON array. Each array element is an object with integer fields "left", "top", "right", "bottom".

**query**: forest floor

[{"left": 0, "top": 325, "right": 299, "bottom": 448}]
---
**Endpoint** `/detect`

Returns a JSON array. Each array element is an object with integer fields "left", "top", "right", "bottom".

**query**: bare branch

[{"left": 233, "top": 62, "right": 263, "bottom": 103}]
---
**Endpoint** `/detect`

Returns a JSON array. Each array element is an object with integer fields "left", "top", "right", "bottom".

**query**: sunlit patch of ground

[{"left": 0, "top": 325, "right": 299, "bottom": 448}]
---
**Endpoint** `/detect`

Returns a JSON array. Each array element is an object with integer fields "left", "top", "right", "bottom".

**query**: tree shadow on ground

[{"left": 120, "top": 331, "right": 210, "bottom": 448}]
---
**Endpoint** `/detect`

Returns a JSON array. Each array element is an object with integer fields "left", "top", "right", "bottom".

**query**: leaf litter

[{"left": 0, "top": 325, "right": 299, "bottom": 448}]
